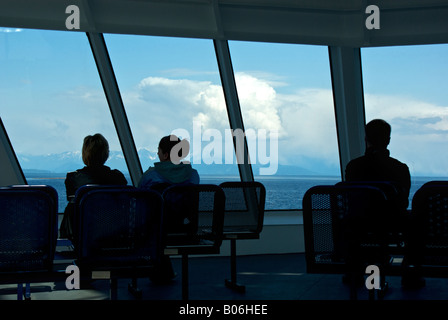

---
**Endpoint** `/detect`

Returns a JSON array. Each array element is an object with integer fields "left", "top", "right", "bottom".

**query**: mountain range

[{"left": 18, "top": 149, "right": 334, "bottom": 176}]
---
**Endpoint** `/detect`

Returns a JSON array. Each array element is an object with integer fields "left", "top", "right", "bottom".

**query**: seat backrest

[
  {"left": 219, "top": 181, "right": 266, "bottom": 235},
  {"left": 0, "top": 185, "right": 58, "bottom": 272},
  {"left": 162, "top": 184, "right": 225, "bottom": 249},
  {"left": 148, "top": 182, "right": 172, "bottom": 195},
  {"left": 336, "top": 180, "right": 404, "bottom": 231},
  {"left": 336, "top": 180, "right": 398, "bottom": 201},
  {"left": 302, "top": 184, "right": 388, "bottom": 273},
  {"left": 418, "top": 180, "right": 448, "bottom": 188},
  {"left": 74, "top": 185, "right": 163, "bottom": 267},
  {"left": 412, "top": 181, "right": 448, "bottom": 264}
]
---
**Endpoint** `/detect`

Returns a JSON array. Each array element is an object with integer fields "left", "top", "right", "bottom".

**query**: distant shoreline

[{"left": 23, "top": 171, "right": 448, "bottom": 181}]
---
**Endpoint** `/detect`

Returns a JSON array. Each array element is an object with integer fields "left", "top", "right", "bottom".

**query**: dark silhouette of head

[
  {"left": 82, "top": 133, "right": 109, "bottom": 167},
  {"left": 157, "top": 135, "right": 184, "bottom": 162},
  {"left": 365, "top": 119, "right": 391, "bottom": 149}
]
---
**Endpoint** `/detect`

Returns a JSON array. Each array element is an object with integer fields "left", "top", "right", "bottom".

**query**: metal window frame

[
  {"left": 329, "top": 46, "right": 366, "bottom": 180},
  {"left": 86, "top": 32, "right": 142, "bottom": 186},
  {"left": 0, "top": 117, "right": 26, "bottom": 186},
  {"left": 214, "top": 39, "right": 254, "bottom": 182}
]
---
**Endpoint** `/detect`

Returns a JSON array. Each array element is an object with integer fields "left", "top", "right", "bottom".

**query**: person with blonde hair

[{"left": 60, "top": 133, "right": 127, "bottom": 242}]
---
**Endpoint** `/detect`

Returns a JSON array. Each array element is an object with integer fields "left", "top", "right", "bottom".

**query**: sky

[{"left": 1, "top": 27, "right": 448, "bottom": 177}]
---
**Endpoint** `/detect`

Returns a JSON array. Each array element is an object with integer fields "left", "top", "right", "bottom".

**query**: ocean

[{"left": 24, "top": 172, "right": 439, "bottom": 213}]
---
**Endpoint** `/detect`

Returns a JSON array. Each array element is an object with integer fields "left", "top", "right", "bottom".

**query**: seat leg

[
  {"left": 377, "top": 269, "right": 388, "bottom": 300},
  {"left": 128, "top": 277, "right": 142, "bottom": 299},
  {"left": 367, "top": 263, "right": 388, "bottom": 300},
  {"left": 225, "top": 239, "right": 245, "bottom": 293},
  {"left": 25, "top": 283, "right": 31, "bottom": 300},
  {"left": 110, "top": 278, "right": 118, "bottom": 300},
  {"left": 349, "top": 275, "right": 358, "bottom": 300},
  {"left": 17, "top": 283, "right": 23, "bottom": 300},
  {"left": 367, "top": 280, "right": 388, "bottom": 300},
  {"left": 15, "top": 283, "right": 31, "bottom": 300},
  {"left": 182, "top": 253, "right": 189, "bottom": 300}
]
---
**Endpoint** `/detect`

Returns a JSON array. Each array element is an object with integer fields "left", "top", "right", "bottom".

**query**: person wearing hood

[
  {"left": 138, "top": 135, "right": 199, "bottom": 190},
  {"left": 139, "top": 135, "right": 199, "bottom": 284}
]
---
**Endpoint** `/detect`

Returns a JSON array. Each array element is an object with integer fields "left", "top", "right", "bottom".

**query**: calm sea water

[{"left": 24, "top": 173, "right": 442, "bottom": 213}]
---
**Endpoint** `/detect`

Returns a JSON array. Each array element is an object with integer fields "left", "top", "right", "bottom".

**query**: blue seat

[
  {"left": 219, "top": 181, "right": 266, "bottom": 292},
  {"left": 73, "top": 185, "right": 163, "bottom": 299},
  {"left": 0, "top": 185, "right": 58, "bottom": 300},
  {"left": 303, "top": 184, "right": 390, "bottom": 299},
  {"left": 411, "top": 181, "right": 448, "bottom": 277},
  {"left": 162, "top": 184, "right": 225, "bottom": 300},
  {"left": 336, "top": 180, "right": 407, "bottom": 251}
]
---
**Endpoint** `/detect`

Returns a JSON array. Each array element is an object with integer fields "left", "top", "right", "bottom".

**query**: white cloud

[
  {"left": 134, "top": 73, "right": 285, "bottom": 135},
  {"left": 126, "top": 73, "right": 336, "bottom": 171},
  {"left": 365, "top": 93, "right": 448, "bottom": 176},
  {"left": 235, "top": 73, "right": 285, "bottom": 137},
  {"left": 132, "top": 76, "right": 228, "bottom": 149},
  {"left": 7, "top": 69, "right": 448, "bottom": 176},
  {"left": 131, "top": 73, "right": 448, "bottom": 177},
  {"left": 277, "top": 88, "right": 338, "bottom": 165}
]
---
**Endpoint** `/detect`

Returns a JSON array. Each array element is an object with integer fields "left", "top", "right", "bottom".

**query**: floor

[{"left": 1, "top": 253, "right": 448, "bottom": 302}]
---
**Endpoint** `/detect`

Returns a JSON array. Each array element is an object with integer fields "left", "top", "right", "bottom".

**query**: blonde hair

[{"left": 82, "top": 134, "right": 109, "bottom": 166}]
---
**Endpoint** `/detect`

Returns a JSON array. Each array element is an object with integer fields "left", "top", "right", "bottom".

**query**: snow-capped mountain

[
  {"left": 18, "top": 148, "right": 158, "bottom": 173},
  {"left": 18, "top": 149, "right": 325, "bottom": 176}
]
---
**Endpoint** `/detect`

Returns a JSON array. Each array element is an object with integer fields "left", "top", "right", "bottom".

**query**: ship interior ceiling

[{"left": 1, "top": 0, "right": 448, "bottom": 306}]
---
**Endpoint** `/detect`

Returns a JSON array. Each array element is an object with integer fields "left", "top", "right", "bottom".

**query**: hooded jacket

[{"left": 138, "top": 161, "right": 199, "bottom": 189}]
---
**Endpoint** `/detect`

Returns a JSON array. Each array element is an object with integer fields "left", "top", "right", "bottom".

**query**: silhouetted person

[
  {"left": 60, "top": 133, "right": 127, "bottom": 244},
  {"left": 139, "top": 135, "right": 199, "bottom": 284},
  {"left": 345, "top": 119, "right": 410, "bottom": 210},
  {"left": 139, "top": 135, "right": 199, "bottom": 190},
  {"left": 345, "top": 119, "right": 424, "bottom": 289}
]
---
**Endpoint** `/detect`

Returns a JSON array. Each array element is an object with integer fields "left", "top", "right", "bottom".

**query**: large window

[
  {"left": 362, "top": 44, "right": 448, "bottom": 200},
  {"left": 104, "top": 34, "right": 239, "bottom": 183},
  {"left": 0, "top": 29, "right": 126, "bottom": 211},
  {"left": 228, "top": 41, "right": 339, "bottom": 209}
]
